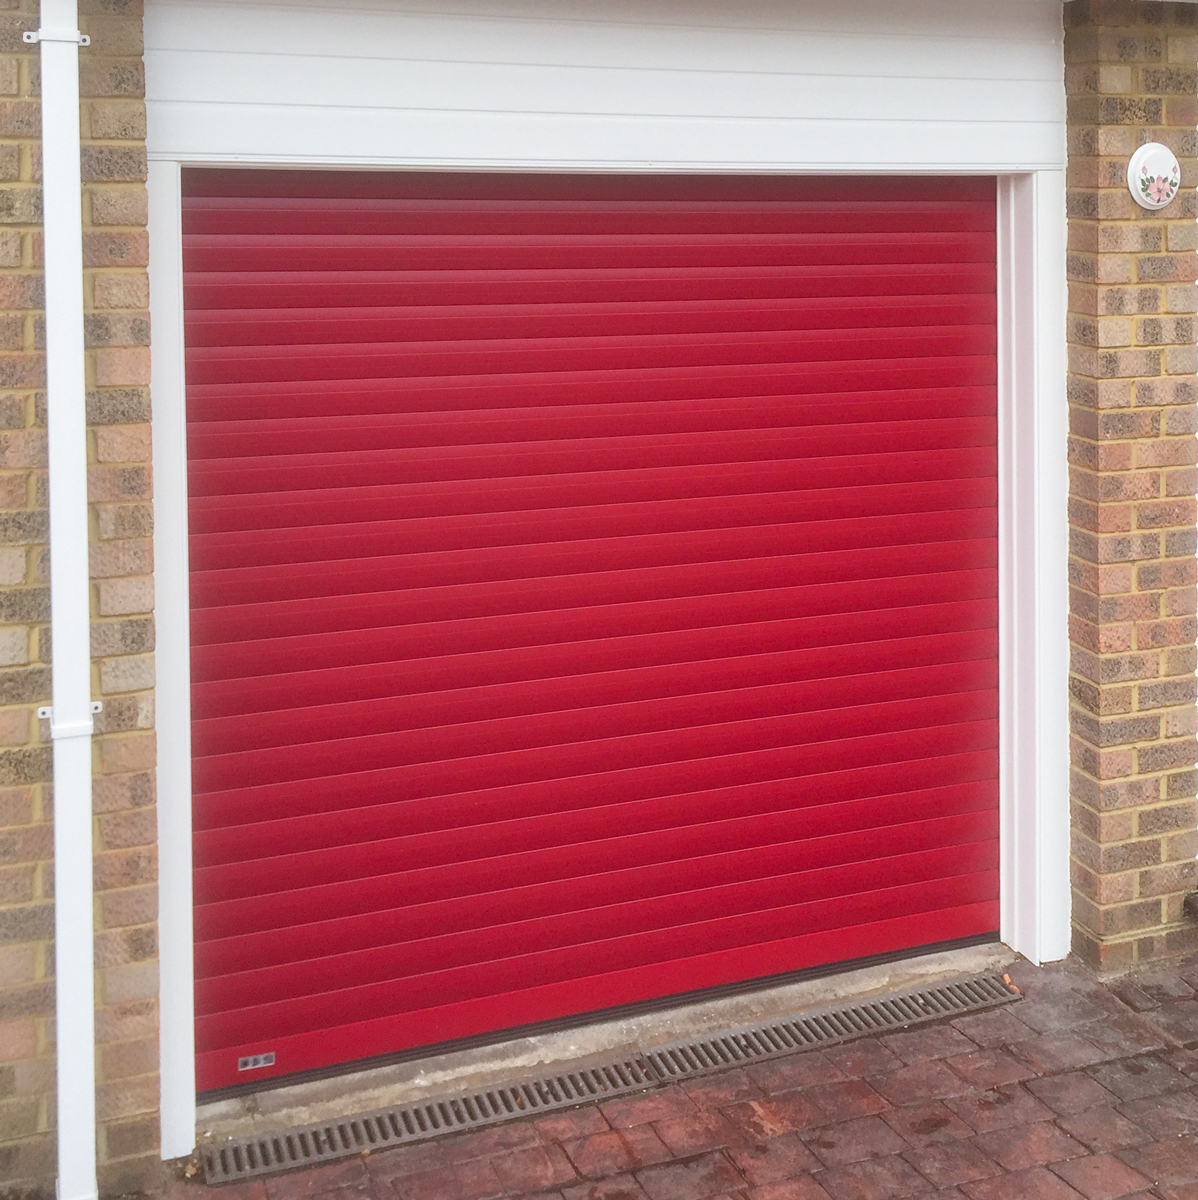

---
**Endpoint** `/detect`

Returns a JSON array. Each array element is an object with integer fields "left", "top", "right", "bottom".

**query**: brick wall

[
  {"left": 1066, "top": 0, "right": 1198, "bottom": 969},
  {"left": 0, "top": 0, "right": 158, "bottom": 1192}
]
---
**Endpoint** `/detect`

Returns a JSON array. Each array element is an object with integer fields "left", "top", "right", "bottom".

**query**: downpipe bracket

[
  {"left": 37, "top": 701, "right": 102, "bottom": 739},
  {"left": 23, "top": 29, "right": 90, "bottom": 45}
]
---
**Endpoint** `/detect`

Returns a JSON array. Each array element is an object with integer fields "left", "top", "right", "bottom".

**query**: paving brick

[
  {"left": 635, "top": 1151, "right": 743, "bottom": 1200},
  {"left": 881, "top": 1028, "right": 975, "bottom": 1065},
  {"left": 948, "top": 1008, "right": 1036, "bottom": 1049},
  {"left": 561, "top": 1175, "right": 648, "bottom": 1200},
  {"left": 536, "top": 1108, "right": 611, "bottom": 1143},
  {"left": 1075, "top": 1015, "right": 1167, "bottom": 1060},
  {"left": 1025, "top": 1070, "right": 1115, "bottom": 1115},
  {"left": 823, "top": 1042, "right": 902, "bottom": 1080},
  {"left": 1014, "top": 992, "right": 1108, "bottom": 1034},
  {"left": 942, "top": 1049, "right": 1035, "bottom": 1090},
  {"left": 969, "top": 1120, "right": 1087, "bottom": 1171},
  {"left": 1116, "top": 1086, "right": 1198, "bottom": 1136},
  {"left": 944, "top": 1085, "right": 1055, "bottom": 1134},
  {"left": 603, "top": 1091, "right": 699, "bottom": 1129},
  {"left": 682, "top": 1071, "right": 761, "bottom": 1110},
  {"left": 801, "top": 1081, "right": 887, "bottom": 1125},
  {"left": 726, "top": 1131, "right": 820, "bottom": 1184},
  {"left": 803, "top": 1116, "right": 907, "bottom": 1168},
  {"left": 869, "top": 1061, "right": 973, "bottom": 1106},
  {"left": 901, "top": 1140, "right": 1002, "bottom": 1189},
  {"left": 1050, "top": 1153, "right": 1152, "bottom": 1199},
  {"left": 747, "top": 1055, "right": 844, "bottom": 1096},
  {"left": 393, "top": 1158, "right": 505, "bottom": 1200},
  {"left": 1140, "top": 999, "right": 1198, "bottom": 1046},
  {"left": 814, "top": 1153, "right": 933, "bottom": 1200},
  {"left": 491, "top": 1144, "right": 578, "bottom": 1193},
  {"left": 1008, "top": 1034, "right": 1108, "bottom": 1074},
  {"left": 748, "top": 1179, "right": 833, "bottom": 1200},
  {"left": 563, "top": 1128, "right": 673, "bottom": 1178},
  {"left": 880, "top": 1103, "right": 975, "bottom": 1148},
  {"left": 1057, "top": 1107, "right": 1151, "bottom": 1154},
  {"left": 1088, "top": 1054, "right": 1189, "bottom": 1100},
  {"left": 722, "top": 1095, "right": 823, "bottom": 1141},
  {"left": 652, "top": 1111, "right": 742, "bottom": 1157},
  {"left": 264, "top": 1159, "right": 370, "bottom": 1200},
  {"left": 1117, "top": 1137, "right": 1198, "bottom": 1187},
  {"left": 959, "top": 1166, "right": 1087, "bottom": 1199}
]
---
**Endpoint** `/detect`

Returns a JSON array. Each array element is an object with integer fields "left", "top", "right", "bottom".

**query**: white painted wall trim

[
  {"left": 148, "top": 158, "right": 197, "bottom": 1161},
  {"left": 38, "top": 0, "right": 99, "bottom": 1192},
  {"left": 997, "top": 172, "right": 1071, "bottom": 965}
]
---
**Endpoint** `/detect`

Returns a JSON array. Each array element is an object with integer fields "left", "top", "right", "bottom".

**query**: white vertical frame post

[
  {"left": 148, "top": 158, "right": 197, "bottom": 1160},
  {"left": 36, "top": 0, "right": 98, "bottom": 1195},
  {"left": 997, "top": 171, "right": 1072, "bottom": 964}
]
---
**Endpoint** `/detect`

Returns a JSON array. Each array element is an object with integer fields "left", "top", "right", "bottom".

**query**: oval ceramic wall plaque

[{"left": 1128, "top": 142, "right": 1181, "bottom": 210}]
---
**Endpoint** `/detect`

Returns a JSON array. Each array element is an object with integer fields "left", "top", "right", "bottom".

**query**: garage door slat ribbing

[{"left": 184, "top": 171, "right": 998, "bottom": 1092}]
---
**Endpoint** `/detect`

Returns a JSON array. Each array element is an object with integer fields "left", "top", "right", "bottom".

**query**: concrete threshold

[{"left": 197, "top": 940, "right": 1018, "bottom": 1145}]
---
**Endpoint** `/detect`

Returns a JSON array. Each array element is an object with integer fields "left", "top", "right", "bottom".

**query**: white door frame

[{"left": 149, "top": 161, "right": 1069, "bottom": 1161}]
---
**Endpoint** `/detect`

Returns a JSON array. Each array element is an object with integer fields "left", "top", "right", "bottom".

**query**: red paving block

[
  {"left": 823, "top": 1042, "right": 903, "bottom": 1080},
  {"left": 814, "top": 1153, "right": 932, "bottom": 1199},
  {"left": 944, "top": 1084, "right": 1054, "bottom": 1134},
  {"left": 726, "top": 1131, "right": 821, "bottom": 1184},
  {"left": 603, "top": 1091, "right": 699, "bottom": 1129},
  {"left": 1055, "top": 1107, "right": 1150, "bottom": 1154},
  {"left": 683, "top": 1071, "right": 762, "bottom": 1110},
  {"left": 1076, "top": 1015, "right": 1167, "bottom": 1060},
  {"left": 1128, "top": 971, "right": 1195, "bottom": 1005},
  {"left": 869, "top": 1061, "right": 972, "bottom": 1106},
  {"left": 949, "top": 1008, "right": 1035, "bottom": 1049},
  {"left": 1117, "top": 1088, "right": 1198, "bottom": 1137},
  {"left": 802, "top": 1081, "right": 888, "bottom": 1124},
  {"left": 880, "top": 1103, "right": 975, "bottom": 1148},
  {"left": 1049, "top": 1154, "right": 1152, "bottom": 1199},
  {"left": 1140, "top": 1000, "right": 1198, "bottom": 1047},
  {"left": 653, "top": 1111, "right": 743, "bottom": 1157},
  {"left": 959, "top": 1165, "right": 1087, "bottom": 1199},
  {"left": 1007, "top": 1035, "right": 1107, "bottom": 1074},
  {"left": 392, "top": 1158, "right": 505, "bottom": 1200},
  {"left": 561, "top": 1174, "right": 648, "bottom": 1200},
  {"left": 563, "top": 1127, "right": 674, "bottom": 1177},
  {"left": 722, "top": 1095, "right": 823, "bottom": 1141},
  {"left": 1088, "top": 1055, "right": 1189, "bottom": 1101},
  {"left": 536, "top": 1108, "right": 611, "bottom": 1143},
  {"left": 804, "top": 1116, "right": 908, "bottom": 1167},
  {"left": 901, "top": 1141, "right": 1001, "bottom": 1189},
  {"left": 749, "top": 1179, "right": 834, "bottom": 1200},
  {"left": 969, "top": 1119, "right": 1085, "bottom": 1171},
  {"left": 748, "top": 1055, "right": 845, "bottom": 1096},
  {"left": 1014, "top": 992, "right": 1107, "bottom": 1034},
  {"left": 881, "top": 1028, "right": 975, "bottom": 1066},
  {"left": 264, "top": 1159, "right": 370, "bottom": 1200},
  {"left": 492, "top": 1144, "right": 579, "bottom": 1193},
  {"left": 1024, "top": 1071, "right": 1114, "bottom": 1115},
  {"left": 1117, "top": 1137, "right": 1198, "bottom": 1187},
  {"left": 942, "top": 1049, "right": 1035, "bottom": 1090},
  {"left": 635, "top": 1151, "right": 744, "bottom": 1200}
]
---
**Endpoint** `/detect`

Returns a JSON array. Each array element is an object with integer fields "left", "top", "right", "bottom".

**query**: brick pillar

[
  {"left": 0, "top": 0, "right": 159, "bottom": 1191},
  {"left": 1067, "top": 0, "right": 1198, "bottom": 969}
]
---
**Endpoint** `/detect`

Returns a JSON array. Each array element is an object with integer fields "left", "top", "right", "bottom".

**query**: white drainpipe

[{"left": 29, "top": 1, "right": 99, "bottom": 1196}]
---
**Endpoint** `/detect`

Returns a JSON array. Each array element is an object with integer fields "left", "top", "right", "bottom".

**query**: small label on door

[{"left": 237, "top": 1052, "right": 276, "bottom": 1072}]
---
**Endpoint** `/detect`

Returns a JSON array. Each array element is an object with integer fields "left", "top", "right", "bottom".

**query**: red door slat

[{"left": 184, "top": 169, "right": 998, "bottom": 1092}]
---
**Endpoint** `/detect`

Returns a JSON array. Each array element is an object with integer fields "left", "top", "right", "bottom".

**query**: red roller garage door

[{"left": 184, "top": 171, "right": 999, "bottom": 1093}]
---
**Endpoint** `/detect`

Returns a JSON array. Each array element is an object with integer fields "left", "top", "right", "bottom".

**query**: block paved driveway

[{"left": 181, "top": 953, "right": 1198, "bottom": 1200}]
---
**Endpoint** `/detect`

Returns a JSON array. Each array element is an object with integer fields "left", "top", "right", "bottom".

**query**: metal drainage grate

[{"left": 201, "top": 971, "right": 1019, "bottom": 1184}]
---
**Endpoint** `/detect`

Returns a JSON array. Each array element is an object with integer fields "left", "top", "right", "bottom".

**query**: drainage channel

[{"left": 201, "top": 971, "right": 1020, "bottom": 1185}]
